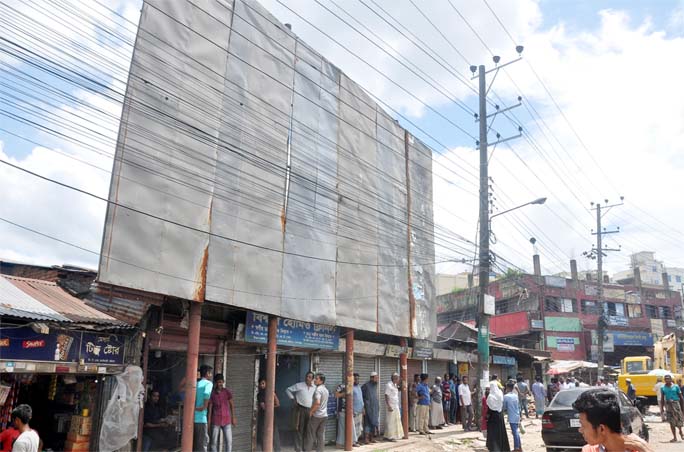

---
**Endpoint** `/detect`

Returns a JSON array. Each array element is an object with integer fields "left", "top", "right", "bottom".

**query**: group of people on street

[{"left": 407, "top": 373, "right": 476, "bottom": 434}]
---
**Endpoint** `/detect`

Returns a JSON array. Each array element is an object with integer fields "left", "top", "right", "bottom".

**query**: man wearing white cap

[
  {"left": 384, "top": 373, "right": 403, "bottom": 441},
  {"left": 362, "top": 372, "right": 380, "bottom": 444},
  {"left": 626, "top": 378, "right": 636, "bottom": 402}
]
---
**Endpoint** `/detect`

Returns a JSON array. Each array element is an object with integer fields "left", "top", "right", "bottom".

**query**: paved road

[{"left": 334, "top": 409, "right": 683, "bottom": 452}]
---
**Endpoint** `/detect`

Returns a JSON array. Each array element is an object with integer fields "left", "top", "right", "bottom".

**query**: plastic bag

[
  {"left": 99, "top": 365, "right": 145, "bottom": 452},
  {"left": 519, "top": 422, "right": 526, "bottom": 434}
]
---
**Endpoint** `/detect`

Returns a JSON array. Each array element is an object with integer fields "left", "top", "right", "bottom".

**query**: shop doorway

[{"left": 258, "top": 353, "right": 310, "bottom": 450}]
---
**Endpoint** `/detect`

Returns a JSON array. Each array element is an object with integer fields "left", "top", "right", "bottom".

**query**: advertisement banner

[
  {"left": 0, "top": 327, "right": 125, "bottom": 364},
  {"left": 245, "top": 312, "right": 340, "bottom": 350},
  {"left": 556, "top": 337, "right": 576, "bottom": 352},
  {"left": 609, "top": 330, "right": 653, "bottom": 346}
]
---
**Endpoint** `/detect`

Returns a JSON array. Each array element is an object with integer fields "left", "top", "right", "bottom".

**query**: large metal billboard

[{"left": 98, "top": 0, "right": 436, "bottom": 339}]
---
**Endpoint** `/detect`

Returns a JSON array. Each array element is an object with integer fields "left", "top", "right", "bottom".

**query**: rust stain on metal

[
  {"left": 193, "top": 245, "right": 209, "bottom": 302},
  {"left": 405, "top": 130, "right": 416, "bottom": 338},
  {"left": 280, "top": 205, "right": 287, "bottom": 232}
]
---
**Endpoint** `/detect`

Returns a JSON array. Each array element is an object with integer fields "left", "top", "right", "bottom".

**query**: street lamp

[
  {"left": 476, "top": 196, "right": 547, "bottom": 394},
  {"left": 490, "top": 197, "right": 547, "bottom": 221}
]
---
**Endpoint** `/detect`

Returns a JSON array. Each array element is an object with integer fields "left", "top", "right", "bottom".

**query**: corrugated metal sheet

[
  {"left": 378, "top": 358, "right": 399, "bottom": 434},
  {"left": 225, "top": 344, "right": 258, "bottom": 451},
  {"left": 0, "top": 275, "right": 68, "bottom": 321},
  {"left": 87, "top": 283, "right": 163, "bottom": 325},
  {"left": 0, "top": 275, "right": 127, "bottom": 326},
  {"left": 317, "top": 353, "right": 344, "bottom": 444}
]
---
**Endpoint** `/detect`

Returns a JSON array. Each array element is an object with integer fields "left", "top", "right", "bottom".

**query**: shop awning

[
  {"left": 547, "top": 360, "right": 598, "bottom": 375},
  {"left": 0, "top": 275, "right": 129, "bottom": 326}
]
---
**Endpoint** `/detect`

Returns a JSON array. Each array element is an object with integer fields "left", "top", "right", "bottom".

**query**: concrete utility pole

[
  {"left": 585, "top": 198, "right": 623, "bottom": 377},
  {"left": 470, "top": 49, "right": 523, "bottom": 424}
]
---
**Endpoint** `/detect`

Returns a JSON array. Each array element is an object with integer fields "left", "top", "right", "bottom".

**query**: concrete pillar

[
  {"left": 662, "top": 272, "right": 670, "bottom": 290},
  {"left": 345, "top": 329, "right": 354, "bottom": 451},
  {"left": 570, "top": 260, "right": 578, "bottom": 280},
  {"left": 181, "top": 302, "right": 202, "bottom": 452},
  {"left": 533, "top": 254, "right": 541, "bottom": 276},
  {"left": 263, "top": 316, "right": 278, "bottom": 452}
]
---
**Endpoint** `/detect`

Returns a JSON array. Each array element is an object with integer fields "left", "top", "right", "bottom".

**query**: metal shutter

[
  {"left": 426, "top": 360, "right": 448, "bottom": 383},
  {"left": 378, "top": 358, "right": 399, "bottom": 434},
  {"left": 354, "top": 356, "right": 377, "bottom": 382},
  {"left": 225, "top": 344, "right": 259, "bottom": 452},
  {"left": 316, "top": 353, "right": 344, "bottom": 444}
]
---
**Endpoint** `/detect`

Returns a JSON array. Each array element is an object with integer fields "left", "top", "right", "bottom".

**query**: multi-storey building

[{"left": 437, "top": 257, "right": 683, "bottom": 364}]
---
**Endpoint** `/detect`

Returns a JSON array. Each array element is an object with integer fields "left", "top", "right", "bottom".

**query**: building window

[
  {"left": 627, "top": 304, "right": 642, "bottom": 318},
  {"left": 605, "top": 302, "right": 625, "bottom": 317},
  {"left": 668, "top": 275, "right": 672, "bottom": 282},
  {"left": 677, "top": 276, "right": 682, "bottom": 283},
  {"left": 545, "top": 297, "right": 576, "bottom": 313},
  {"left": 658, "top": 306, "right": 671, "bottom": 319},
  {"left": 652, "top": 265, "right": 658, "bottom": 272},
  {"left": 581, "top": 300, "right": 600, "bottom": 315},
  {"left": 645, "top": 305, "right": 658, "bottom": 319}
]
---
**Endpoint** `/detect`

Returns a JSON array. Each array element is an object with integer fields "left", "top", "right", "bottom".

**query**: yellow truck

[{"left": 617, "top": 333, "right": 682, "bottom": 404}]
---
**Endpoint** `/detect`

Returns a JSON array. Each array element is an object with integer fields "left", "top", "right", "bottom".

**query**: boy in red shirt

[{"left": 0, "top": 426, "right": 19, "bottom": 452}]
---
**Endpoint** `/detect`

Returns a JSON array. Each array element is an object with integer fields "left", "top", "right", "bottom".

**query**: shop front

[{"left": 0, "top": 326, "right": 129, "bottom": 451}]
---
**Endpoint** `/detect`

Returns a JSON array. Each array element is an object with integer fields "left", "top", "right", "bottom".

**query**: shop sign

[
  {"left": 412, "top": 339, "right": 433, "bottom": 359},
  {"left": 492, "top": 355, "right": 516, "bottom": 365},
  {"left": 667, "top": 319, "right": 677, "bottom": 327},
  {"left": 531, "top": 319, "right": 544, "bottom": 329},
  {"left": 544, "top": 276, "right": 566, "bottom": 288},
  {"left": 0, "top": 327, "right": 125, "bottom": 364},
  {"left": 607, "top": 315, "right": 629, "bottom": 327},
  {"left": 245, "top": 312, "right": 340, "bottom": 350},
  {"left": 457, "top": 362, "right": 469, "bottom": 376},
  {"left": 80, "top": 333, "right": 125, "bottom": 364},
  {"left": 609, "top": 331, "right": 653, "bottom": 346},
  {"left": 556, "top": 337, "right": 575, "bottom": 352},
  {"left": 384, "top": 345, "right": 403, "bottom": 358}
]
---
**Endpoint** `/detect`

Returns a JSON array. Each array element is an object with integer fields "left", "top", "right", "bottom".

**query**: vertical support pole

[
  {"left": 136, "top": 334, "right": 150, "bottom": 452},
  {"left": 399, "top": 338, "right": 409, "bottom": 439},
  {"left": 404, "top": 130, "right": 416, "bottom": 337},
  {"left": 475, "top": 64, "right": 489, "bottom": 425},
  {"left": 596, "top": 204, "right": 604, "bottom": 377},
  {"left": 345, "top": 329, "right": 354, "bottom": 451},
  {"left": 181, "top": 301, "right": 202, "bottom": 452},
  {"left": 263, "top": 316, "right": 278, "bottom": 452}
]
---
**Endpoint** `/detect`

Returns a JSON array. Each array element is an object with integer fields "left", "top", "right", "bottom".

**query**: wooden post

[
  {"left": 345, "top": 329, "right": 354, "bottom": 450},
  {"left": 180, "top": 302, "right": 202, "bottom": 452},
  {"left": 263, "top": 316, "right": 278, "bottom": 451},
  {"left": 400, "top": 337, "right": 409, "bottom": 439}
]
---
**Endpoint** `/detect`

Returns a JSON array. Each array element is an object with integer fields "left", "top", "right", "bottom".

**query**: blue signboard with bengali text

[
  {"left": 0, "top": 326, "right": 125, "bottom": 364},
  {"left": 245, "top": 312, "right": 340, "bottom": 350},
  {"left": 609, "top": 331, "right": 653, "bottom": 347}
]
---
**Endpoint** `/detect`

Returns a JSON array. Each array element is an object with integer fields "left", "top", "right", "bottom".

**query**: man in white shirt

[
  {"left": 11, "top": 405, "right": 39, "bottom": 452},
  {"left": 304, "top": 373, "right": 329, "bottom": 452},
  {"left": 286, "top": 371, "right": 316, "bottom": 452},
  {"left": 384, "top": 373, "right": 403, "bottom": 441},
  {"left": 654, "top": 377, "right": 665, "bottom": 420},
  {"left": 459, "top": 376, "right": 474, "bottom": 431}
]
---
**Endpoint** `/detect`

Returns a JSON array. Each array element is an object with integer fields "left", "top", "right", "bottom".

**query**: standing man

[
  {"left": 9, "top": 405, "right": 39, "bottom": 452},
  {"left": 441, "top": 374, "right": 452, "bottom": 425},
  {"left": 514, "top": 376, "right": 530, "bottom": 419},
  {"left": 384, "top": 373, "right": 403, "bottom": 441},
  {"left": 660, "top": 374, "right": 684, "bottom": 442},
  {"left": 286, "top": 371, "right": 316, "bottom": 452},
  {"left": 408, "top": 374, "right": 420, "bottom": 432},
  {"left": 416, "top": 374, "right": 431, "bottom": 435},
  {"left": 209, "top": 374, "right": 234, "bottom": 452},
  {"left": 334, "top": 375, "right": 359, "bottom": 448},
  {"left": 626, "top": 378, "right": 636, "bottom": 402},
  {"left": 459, "top": 376, "right": 474, "bottom": 431},
  {"left": 531, "top": 376, "right": 546, "bottom": 418},
  {"left": 352, "top": 374, "right": 364, "bottom": 446},
  {"left": 194, "top": 365, "right": 214, "bottom": 452},
  {"left": 654, "top": 377, "right": 665, "bottom": 421},
  {"left": 304, "top": 373, "right": 329, "bottom": 452},
  {"left": 362, "top": 372, "right": 380, "bottom": 444},
  {"left": 449, "top": 375, "right": 458, "bottom": 425},
  {"left": 503, "top": 381, "right": 522, "bottom": 452},
  {"left": 547, "top": 378, "right": 559, "bottom": 403}
]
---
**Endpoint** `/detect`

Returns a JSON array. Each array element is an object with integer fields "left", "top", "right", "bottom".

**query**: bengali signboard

[
  {"left": 492, "top": 355, "right": 516, "bottom": 365},
  {"left": 609, "top": 331, "right": 653, "bottom": 347},
  {"left": 412, "top": 339, "right": 433, "bottom": 359},
  {"left": 531, "top": 319, "right": 545, "bottom": 329},
  {"left": 245, "top": 312, "right": 340, "bottom": 350},
  {"left": 607, "top": 315, "right": 629, "bottom": 327},
  {"left": 556, "top": 337, "right": 576, "bottom": 352},
  {"left": 0, "top": 327, "right": 125, "bottom": 364}
]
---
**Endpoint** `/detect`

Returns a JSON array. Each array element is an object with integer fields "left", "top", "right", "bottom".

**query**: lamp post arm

[{"left": 490, "top": 201, "right": 533, "bottom": 221}]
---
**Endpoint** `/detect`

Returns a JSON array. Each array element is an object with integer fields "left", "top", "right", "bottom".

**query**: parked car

[{"left": 541, "top": 387, "right": 648, "bottom": 451}]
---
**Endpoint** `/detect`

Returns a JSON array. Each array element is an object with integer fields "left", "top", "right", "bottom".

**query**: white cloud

[{"left": 2, "top": 0, "right": 684, "bottom": 280}]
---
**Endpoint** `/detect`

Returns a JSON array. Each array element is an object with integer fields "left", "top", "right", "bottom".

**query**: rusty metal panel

[{"left": 98, "top": 0, "right": 436, "bottom": 339}]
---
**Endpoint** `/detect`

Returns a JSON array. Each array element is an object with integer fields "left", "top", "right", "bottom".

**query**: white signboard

[{"left": 484, "top": 294, "right": 495, "bottom": 315}]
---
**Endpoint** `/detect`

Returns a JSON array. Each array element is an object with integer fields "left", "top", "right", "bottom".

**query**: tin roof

[{"left": 0, "top": 275, "right": 128, "bottom": 326}]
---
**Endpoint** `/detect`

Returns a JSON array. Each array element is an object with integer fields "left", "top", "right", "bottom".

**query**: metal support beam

[
  {"left": 400, "top": 338, "right": 409, "bottom": 439},
  {"left": 181, "top": 302, "right": 202, "bottom": 452},
  {"left": 345, "top": 329, "right": 354, "bottom": 451},
  {"left": 263, "top": 316, "right": 278, "bottom": 452}
]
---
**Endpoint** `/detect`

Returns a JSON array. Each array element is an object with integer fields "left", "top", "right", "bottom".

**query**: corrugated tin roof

[
  {"left": 0, "top": 275, "right": 127, "bottom": 326},
  {"left": 0, "top": 275, "right": 68, "bottom": 321}
]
